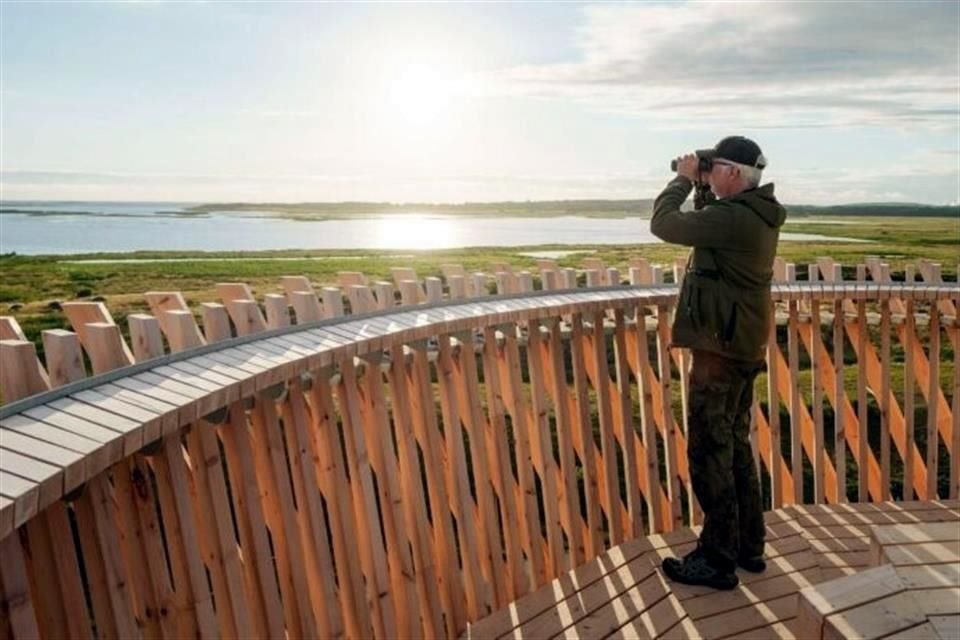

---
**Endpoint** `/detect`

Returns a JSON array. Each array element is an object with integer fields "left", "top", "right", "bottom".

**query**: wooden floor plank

[
  {"left": 555, "top": 571, "right": 672, "bottom": 640},
  {"left": 698, "top": 593, "right": 798, "bottom": 640}
]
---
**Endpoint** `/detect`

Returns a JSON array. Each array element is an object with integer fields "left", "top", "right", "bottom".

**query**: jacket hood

[{"left": 732, "top": 183, "right": 786, "bottom": 228}]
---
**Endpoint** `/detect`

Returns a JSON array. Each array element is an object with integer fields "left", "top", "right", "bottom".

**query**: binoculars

[{"left": 670, "top": 152, "right": 714, "bottom": 173}]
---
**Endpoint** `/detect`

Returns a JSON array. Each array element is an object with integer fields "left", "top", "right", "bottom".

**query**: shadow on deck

[{"left": 464, "top": 500, "right": 960, "bottom": 639}]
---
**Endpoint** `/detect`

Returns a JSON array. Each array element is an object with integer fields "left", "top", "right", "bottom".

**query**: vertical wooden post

[
  {"left": 952, "top": 314, "right": 960, "bottom": 499},
  {"left": 613, "top": 310, "right": 643, "bottom": 538},
  {"left": 406, "top": 343, "right": 467, "bottom": 633},
  {"left": 767, "top": 294, "right": 782, "bottom": 508},
  {"left": 632, "top": 306, "right": 663, "bottom": 532},
  {"left": 385, "top": 344, "right": 446, "bottom": 638},
  {"left": 833, "top": 264, "right": 847, "bottom": 503},
  {"left": 448, "top": 275, "right": 466, "bottom": 299},
  {"left": 926, "top": 302, "right": 940, "bottom": 498},
  {"left": 546, "top": 318, "right": 585, "bottom": 565},
  {"left": 588, "top": 310, "right": 623, "bottom": 544},
  {"left": 569, "top": 315, "right": 603, "bottom": 553},
  {"left": 201, "top": 303, "right": 233, "bottom": 341},
  {"left": 322, "top": 287, "right": 344, "bottom": 318},
  {"left": 810, "top": 288, "right": 825, "bottom": 504},
  {"left": 374, "top": 281, "right": 395, "bottom": 309},
  {"left": 333, "top": 357, "right": 394, "bottom": 639},
  {"left": 880, "top": 296, "right": 892, "bottom": 501},
  {"left": 656, "top": 305, "right": 683, "bottom": 530},
  {"left": 855, "top": 265, "right": 869, "bottom": 502},
  {"left": 263, "top": 293, "right": 290, "bottom": 329},
  {"left": 904, "top": 295, "right": 915, "bottom": 501},
  {"left": 400, "top": 281, "right": 421, "bottom": 307},
  {"left": 786, "top": 263, "right": 803, "bottom": 504},
  {"left": 128, "top": 314, "right": 166, "bottom": 362}
]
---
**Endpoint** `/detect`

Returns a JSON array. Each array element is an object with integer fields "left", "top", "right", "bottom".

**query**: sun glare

[
  {"left": 375, "top": 215, "right": 455, "bottom": 249},
  {"left": 383, "top": 62, "right": 462, "bottom": 129}
]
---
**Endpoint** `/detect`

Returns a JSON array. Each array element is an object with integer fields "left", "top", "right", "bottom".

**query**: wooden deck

[{"left": 463, "top": 500, "right": 960, "bottom": 639}]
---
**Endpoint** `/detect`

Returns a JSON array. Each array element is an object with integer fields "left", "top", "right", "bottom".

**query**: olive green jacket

[{"left": 650, "top": 176, "right": 786, "bottom": 362}]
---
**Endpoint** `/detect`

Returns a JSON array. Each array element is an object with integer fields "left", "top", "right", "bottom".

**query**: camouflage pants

[{"left": 687, "top": 349, "right": 765, "bottom": 572}]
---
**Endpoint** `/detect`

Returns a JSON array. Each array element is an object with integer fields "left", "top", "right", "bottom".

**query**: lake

[{"left": 0, "top": 202, "right": 864, "bottom": 254}]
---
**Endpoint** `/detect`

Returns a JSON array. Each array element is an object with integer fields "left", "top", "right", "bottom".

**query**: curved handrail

[{"left": 0, "top": 281, "right": 954, "bottom": 527}]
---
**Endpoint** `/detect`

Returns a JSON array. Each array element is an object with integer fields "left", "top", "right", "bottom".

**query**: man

[{"left": 650, "top": 136, "right": 786, "bottom": 590}]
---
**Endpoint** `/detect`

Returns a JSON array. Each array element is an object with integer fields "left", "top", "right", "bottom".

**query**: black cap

[{"left": 701, "top": 136, "right": 767, "bottom": 169}]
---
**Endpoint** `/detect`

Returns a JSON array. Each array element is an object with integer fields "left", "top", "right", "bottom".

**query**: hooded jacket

[{"left": 650, "top": 176, "right": 787, "bottom": 361}]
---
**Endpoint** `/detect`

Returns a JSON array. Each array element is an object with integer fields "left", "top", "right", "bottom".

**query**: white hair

[{"left": 725, "top": 161, "right": 763, "bottom": 188}]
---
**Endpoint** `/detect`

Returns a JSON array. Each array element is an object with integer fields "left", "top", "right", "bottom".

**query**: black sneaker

[
  {"left": 662, "top": 547, "right": 739, "bottom": 590},
  {"left": 738, "top": 555, "right": 766, "bottom": 573}
]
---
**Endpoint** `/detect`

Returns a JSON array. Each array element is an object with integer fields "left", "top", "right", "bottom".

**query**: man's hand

[{"left": 674, "top": 153, "right": 700, "bottom": 182}]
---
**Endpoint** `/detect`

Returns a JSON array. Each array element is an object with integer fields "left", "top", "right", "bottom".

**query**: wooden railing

[{"left": 0, "top": 258, "right": 957, "bottom": 639}]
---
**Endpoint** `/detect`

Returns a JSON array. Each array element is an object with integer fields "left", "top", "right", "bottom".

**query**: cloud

[{"left": 482, "top": 2, "right": 960, "bottom": 129}]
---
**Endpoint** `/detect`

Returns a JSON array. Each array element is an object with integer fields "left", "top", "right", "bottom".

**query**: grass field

[{"left": 1, "top": 215, "right": 957, "bottom": 351}]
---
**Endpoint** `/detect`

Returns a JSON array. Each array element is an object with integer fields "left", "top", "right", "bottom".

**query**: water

[{"left": 0, "top": 201, "right": 865, "bottom": 255}]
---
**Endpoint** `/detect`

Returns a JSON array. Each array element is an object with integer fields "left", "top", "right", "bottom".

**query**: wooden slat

[
  {"left": 499, "top": 324, "right": 547, "bottom": 589},
  {"left": 156, "top": 436, "right": 218, "bottom": 639},
  {"left": 787, "top": 264, "right": 803, "bottom": 504},
  {"left": 71, "top": 489, "right": 118, "bottom": 640},
  {"left": 904, "top": 299, "right": 916, "bottom": 500},
  {"left": 354, "top": 356, "right": 419, "bottom": 637},
  {"left": 39, "top": 502, "right": 93, "bottom": 640},
  {"left": 0, "top": 341, "right": 50, "bottom": 403},
  {"left": 834, "top": 295, "right": 847, "bottom": 502},
  {"left": 88, "top": 474, "right": 140, "bottom": 638},
  {"left": 452, "top": 332, "right": 514, "bottom": 599},
  {"left": 656, "top": 305, "right": 683, "bottom": 530},
  {"left": 307, "top": 373, "right": 372, "bottom": 639},
  {"left": 480, "top": 326, "right": 530, "bottom": 600},
  {"left": 630, "top": 309, "right": 664, "bottom": 532},
  {"left": 587, "top": 312, "right": 624, "bottom": 544},
  {"left": 547, "top": 319, "right": 586, "bottom": 566},
  {"left": 952, "top": 323, "right": 960, "bottom": 499},
  {"left": 928, "top": 304, "right": 941, "bottom": 498},
  {"left": 569, "top": 314, "right": 604, "bottom": 554},
  {"left": 245, "top": 398, "right": 304, "bottom": 638},
  {"left": 111, "top": 457, "right": 165, "bottom": 639},
  {"left": 811, "top": 295, "right": 826, "bottom": 503},
  {"left": 880, "top": 298, "right": 892, "bottom": 501},
  {"left": 183, "top": 422, "right": 243, "bottom": 639},
  {"left": 214, "top": 404, "right": 280, "bottom": 639},
  {"left": 767, "top": 299, "right": 784, "bottom": 508},
  {"left": 856, "top": 267, "right": 869, "bottom": 503},
  {"left": 334, "top": 356, "right": 397, "bottom": 638},
  {"left": 524, "top": 320, "right": 566, "bottom": 579},
  {"left": 252, "top": 394, "right": 323, "bottom": 638},
  {"left": 0, "top": 533, "right": 42, "bottom": 640},
  {"left": 434, "top": 336, "right": 494, "bottom": 620},
  {"left": 385, "top": 344, "right": 445, "bottom": 639}
]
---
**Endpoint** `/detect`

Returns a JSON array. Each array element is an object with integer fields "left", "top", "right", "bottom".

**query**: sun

[{"left": 383, "top": 62, "right": 461, "bottom": 129}]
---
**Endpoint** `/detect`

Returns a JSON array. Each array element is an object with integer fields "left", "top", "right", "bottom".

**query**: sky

[{"left": 1, "top": 1, "right": 958, "bottom": 205}]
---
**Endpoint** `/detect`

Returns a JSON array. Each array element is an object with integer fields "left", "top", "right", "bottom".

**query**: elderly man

[{"left": 651, "top": 136, "right": 786, "bottom": 590}]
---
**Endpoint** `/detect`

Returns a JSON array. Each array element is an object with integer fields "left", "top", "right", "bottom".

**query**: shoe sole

[{"left": 662, "top": 561, "right": 739, "bottom": 591}]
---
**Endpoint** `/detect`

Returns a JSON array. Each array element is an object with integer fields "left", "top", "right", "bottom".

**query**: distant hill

[
  {"left": 784, "top": 203, "right": 959, "bottom": 217},
  {"left": 187, "top": 199, "right": 958, "bottom": 219},
  {"left": 186, "top": 200, "right": 656, "bottom": 218}
]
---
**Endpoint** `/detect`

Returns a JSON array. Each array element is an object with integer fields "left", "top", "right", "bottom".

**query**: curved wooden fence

[{"left": 0, "top": 258, "right": 957, "bottom": 639}]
